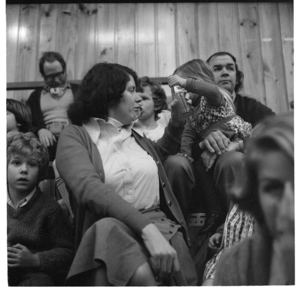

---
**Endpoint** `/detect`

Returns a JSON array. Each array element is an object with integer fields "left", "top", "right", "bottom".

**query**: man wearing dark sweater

[
  {"left": 164, "top": 52, "right": 274, "bottom": 232},
  {"left": 7, "top": 133, "right": 74, "bottom": 286},
  {"left": 197, "top": 52, "right": 275, "bottom": 233},
  {"left": 26, "top": 52, "right": 79, "bottom": 162}
]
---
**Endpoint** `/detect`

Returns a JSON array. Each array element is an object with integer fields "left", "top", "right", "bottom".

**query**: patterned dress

[
  {"left": 203, "top": 204, "right": 255, "bottom": 281},
  {"left": 190, "top": 96, "right": 252, "bottom": 142}
]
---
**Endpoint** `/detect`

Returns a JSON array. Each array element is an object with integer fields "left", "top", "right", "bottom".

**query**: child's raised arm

[{"left": 168, "top": 75, "right": 187, "bottom": 89}]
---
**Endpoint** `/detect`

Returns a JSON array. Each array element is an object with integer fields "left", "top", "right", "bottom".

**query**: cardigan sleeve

[
  {"left": 26, "top": 89, "right": 45, "bottom": 135},
  {"left": 56, "top": 125, "right": 151, "bottom": 236}
]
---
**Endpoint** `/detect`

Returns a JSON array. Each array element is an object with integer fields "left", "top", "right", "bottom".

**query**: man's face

[
  {"left": 43, "top": 60, "right": 67, "bottom": 88},
  {"left": 208, "top": 55, "right": 237, "bottom": 94}
]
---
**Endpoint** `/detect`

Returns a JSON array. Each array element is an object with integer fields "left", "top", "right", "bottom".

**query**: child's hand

[
  {"left": 208, "top": 233, "right": 222, "bottom": 251},
  {"left": 7, "top": 243, "right": 40, "bottom": 268},
  {"left": 168, "top": 75, "right": 187, "bottom": 88}
]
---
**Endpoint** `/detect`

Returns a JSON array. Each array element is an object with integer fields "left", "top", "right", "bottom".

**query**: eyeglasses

[{"left": 44, "top": 71, "right": 65, "bottom": 82}]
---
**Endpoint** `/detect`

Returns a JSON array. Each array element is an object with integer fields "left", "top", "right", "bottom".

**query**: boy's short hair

[
  {"left": 7, "top": 132, "right": 49, "bottom": 181},
  {"left": 6, "top": 99, "right": 32, "bottom": 133}
]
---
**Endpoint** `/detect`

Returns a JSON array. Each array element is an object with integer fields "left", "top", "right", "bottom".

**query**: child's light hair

[
  {"left": 7, "top": 132, "right": 49, "bottom": 181},
  {"left": 174, "top": 59, "right": 236, "bottom": 112}
]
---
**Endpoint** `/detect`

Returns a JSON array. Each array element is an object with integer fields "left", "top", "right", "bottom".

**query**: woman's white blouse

[{"left": 83, "top": 117, "right": 160, "bottom": 210}]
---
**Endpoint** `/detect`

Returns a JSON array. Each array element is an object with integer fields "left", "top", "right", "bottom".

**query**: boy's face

[
  {"left": 7, "top": 154, "right": 39, "bottom": 195},
  {"left": 7, "top": 111, "right": 19, "bottom": 133}
]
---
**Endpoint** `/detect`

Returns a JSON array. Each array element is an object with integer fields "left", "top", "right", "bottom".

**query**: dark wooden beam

[{"left": 7, "top": 77, "right": 169, "bottom": 91}]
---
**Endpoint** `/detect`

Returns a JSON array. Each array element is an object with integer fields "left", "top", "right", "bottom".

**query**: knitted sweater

[
  {"left": 7, "top": 187, "right": 75, "bottom": 277},
  {"left": 26, "top": 83, "right": 80, "bottom": 135}
]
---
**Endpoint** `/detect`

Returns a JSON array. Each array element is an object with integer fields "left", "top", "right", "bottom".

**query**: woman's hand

[
  {"left": 208, "top": 233, "right": 223, "bottom": 252},
  {"left": 7, "top": 244, "right": 40, "bottom": 268},
  {"left": 168, "top": 75, "right": 187, "bottom": 88},
  {"left": 199, "top": 130, "right": 230, "bottom": 155},
  {"left": 201, "top": 150, "right": 218, "bottom": 171},
  {"left": 141, "top": 223, "right": 180, "bottom": 282}
]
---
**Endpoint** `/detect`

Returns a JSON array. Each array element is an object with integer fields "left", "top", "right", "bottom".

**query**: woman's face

[
  {"left": 138, "top": 86, "right": 155, "bottom": 121},
  {"left": 108, "top": 75, "right": 142, "bottom": 125},
  {"left": 257, "top": 150, "right": 294, "bottom": 237}
]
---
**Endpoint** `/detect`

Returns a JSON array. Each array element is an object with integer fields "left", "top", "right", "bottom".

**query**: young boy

[
  {"left": 7, "top": 132, "right": 74, "bottom": 286},
  {"left": 7, "top": 99, "right": 32, "bottom": 135}
]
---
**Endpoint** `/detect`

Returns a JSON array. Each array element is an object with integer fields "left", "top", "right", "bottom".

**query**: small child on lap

[{"left": 7, "top": 132, "right": 74, "bottom": 286}]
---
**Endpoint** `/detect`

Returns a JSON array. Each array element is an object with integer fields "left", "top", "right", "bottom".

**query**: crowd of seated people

[{"left": 6, "top": 50, "right": 294, "bottom": 286}]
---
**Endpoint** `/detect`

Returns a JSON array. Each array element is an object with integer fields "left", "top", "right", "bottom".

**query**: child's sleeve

[
  {"left": 36, "top": 206, "right": 75, "bottom": 278},
  {"left": 185, "top": 78, "right": 225, "bottom": 107}
]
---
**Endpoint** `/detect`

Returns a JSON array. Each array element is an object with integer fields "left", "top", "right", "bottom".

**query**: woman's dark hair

[
  {"left": 136, "top": 76, "right": 168, "bottom": 120},
  {"left": 68, "top": 63, "right": 139, "bottom": 125},
  {"left": 232, "top": 113, "right": 294, "bottom": 227},
  {"left": 7, "top": 99, "right": 32, "bottom": 133},
  {"left": 206, "top": 52, "right": 244, "bottom": 93},
  {"left": 39, "top": 51, "right": 67, "bottom": 77}
]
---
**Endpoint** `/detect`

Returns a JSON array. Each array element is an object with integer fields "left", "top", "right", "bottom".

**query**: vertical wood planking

[
  {"left": 197, "top": 3, "right": 219, "bottom": 61},
  {"left": 278, "top": 2, "right": 294, "bottom": 109},
  {"left": 136, "top": 3, "right": 156, "bottom": 77},
  {"left": 55, "top": 4, "right": 77, "bottom": 80},
  {"left": 116, "top": 3, "right": 136, "bottom": 69},
  {"left": 176, "top": 3, "right": 198, "bottom": 65},
  {"left": 15, "top": 4, "right": 40, "bottom": 101},
  {"left": 6, "top": 4, "right": 21, "bottom": 99},
  {"left": 238, "top": 3, "right": 266, "bottom": 103},
  {"left": 258, "top": 2, "right": 288, "bottom": 113},
  {"left": 157, "top": 3, "right": 176, "bottom": 76},
  {"left": 75, "top": 3, "right": 97, "bottom": 80},
  {"left": 38, "top": 4, "right": 58, "bottom": 78},
  {"left": 217, "top": 3, "right": 243, "bottom": 72},
  {"left": 96, "top": 3, "right": 116, "bottom": 64}
]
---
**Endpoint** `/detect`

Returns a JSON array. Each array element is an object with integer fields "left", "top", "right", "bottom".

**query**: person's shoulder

[
  {"left": 27, "top": 87, "right": 42, "bottom": 101},
  {"left": 214, "top": 237, "right": 255, "bottom": 285}
]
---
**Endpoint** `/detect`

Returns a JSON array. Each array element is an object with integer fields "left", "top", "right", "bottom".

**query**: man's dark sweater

[
  {"left": 234, "top": 93, "right": 275, "bottom": 127},
  {"left": 7, "top": 187, "right": 75, "bottom": 280}
]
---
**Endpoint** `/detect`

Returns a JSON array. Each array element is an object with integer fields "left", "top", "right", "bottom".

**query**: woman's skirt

[{"left": 66, "top": 207, "right": 197, "bottom": 286}]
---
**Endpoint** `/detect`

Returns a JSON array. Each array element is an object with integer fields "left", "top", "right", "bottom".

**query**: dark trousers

[{"left": 8, "top": 269, "right": 55, "bottom": 286}]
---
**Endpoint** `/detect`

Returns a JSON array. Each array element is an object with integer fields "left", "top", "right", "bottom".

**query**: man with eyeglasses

[{"left": 27, "top": 51, "right": 79, "bottom": 165}]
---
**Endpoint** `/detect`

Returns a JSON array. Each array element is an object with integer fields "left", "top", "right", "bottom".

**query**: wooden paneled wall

[{"left": 6, "top": 2, "right": 293, "bottom": 113}]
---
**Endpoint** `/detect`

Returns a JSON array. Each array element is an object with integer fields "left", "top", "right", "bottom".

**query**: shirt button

[
  {"left": 180, "top": 220, "right": 183, "bottom": 224},
  {"left": 167, "top": 200, "right": 172, "bottom": 206},
  {"left": 156, "top": 161, "right": 160, "bottom": 165},
  {"left": 162, "top": 182, "right": 165, "bottom": 187}
]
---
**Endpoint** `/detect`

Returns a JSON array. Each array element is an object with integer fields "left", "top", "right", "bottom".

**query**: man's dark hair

[
  {"left": 7, "top": 99, "right": 32, "bottom": 133},
  {"left": 39, "top": 51, "right": 67, "bottom": 77},
  {"left": 68, "top": 62, "right": 139, "bottom": 125},
  {"left": 206, "top": 52, "right": 244, "bottom": 93}
]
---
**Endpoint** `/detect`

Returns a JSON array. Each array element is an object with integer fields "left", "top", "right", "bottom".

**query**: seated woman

[
  {"left": 213, "top": 113, "right": 294, "bottom": 285},
  {"left": 136, "top": 76, "right": 170, "bottom": 142},
  {"left": 55, "top": 63, "right": 197, "bottom": 286}
]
